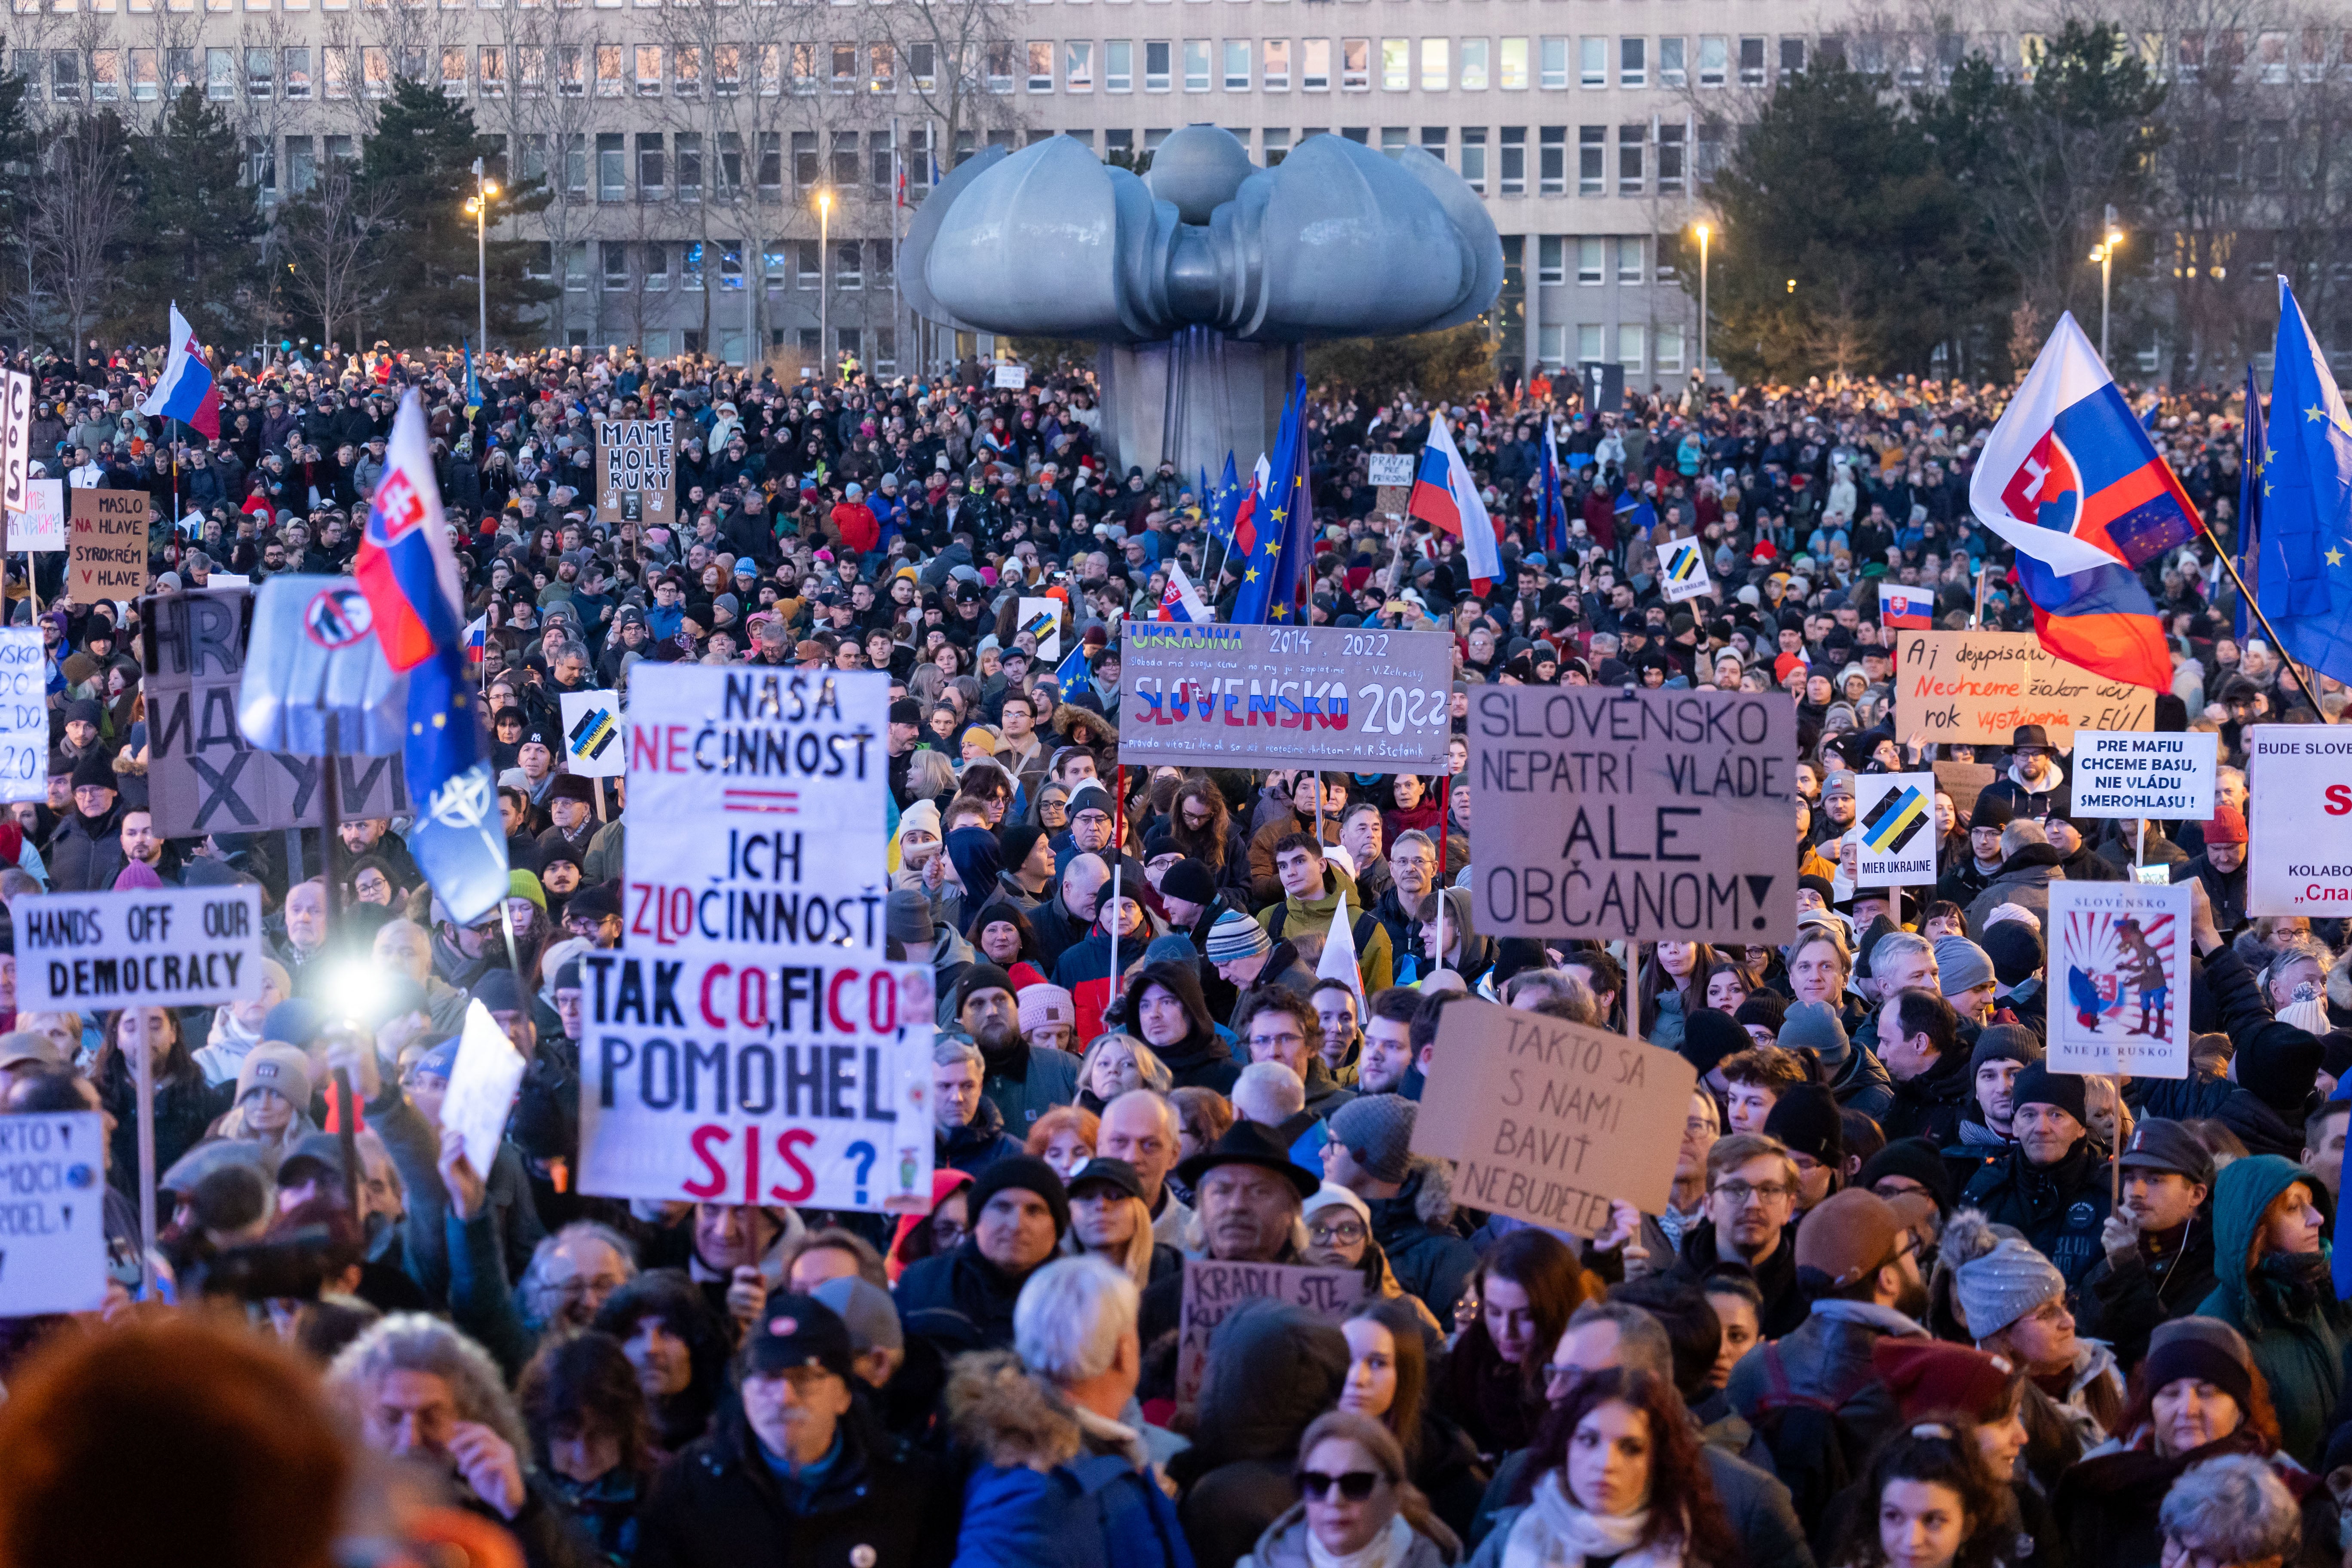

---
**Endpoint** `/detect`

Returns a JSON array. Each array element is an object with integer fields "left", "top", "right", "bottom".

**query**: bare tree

[
  {"left": 26, "top": 113, "right": 135, "bottom": 354},
  {"left": 874, "top": 0, "right": 1021, "bottom": 171},
  {"left": 279, "top": 156, "right": 397, "bottom": 355}
]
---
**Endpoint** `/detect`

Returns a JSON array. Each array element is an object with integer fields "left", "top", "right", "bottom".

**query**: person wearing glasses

[
  {"left": 1235, "top": 1409, "right": 1461, "bottom": 1568},
  {"left": 1724, "top": 1186, "right": 1936, "bottom": 1530},
  {"left": 1667, "top": 1133, "right": 1810, "bottom": 1339},
  {"left": 1938, "top": 1212, "right": 2128, "bottom": 1457}
]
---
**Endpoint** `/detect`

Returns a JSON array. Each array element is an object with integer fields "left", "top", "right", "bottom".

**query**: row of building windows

[
  {"left": 521, "top": 236, "right": 896, "bottom": 290},
  {"left": 1534, "top": 322, "right": 1689, "bottom": 375}
]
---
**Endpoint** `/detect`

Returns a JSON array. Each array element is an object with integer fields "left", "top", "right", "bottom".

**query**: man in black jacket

[
  {"left": 1875, "top": 987, "right": 1973, "bottom": 1146},
  {"left": 1960, "top": 1062, "right": 2113, "bottom": 1293},
  {"left": 2077, "top": 1118, "right": 2217, "bottom": 1371},
  {"left": 46, "top": 753, "right": 127, "bottom": 893},
  {"left": 635, "top": 1295, "right": 956, "bottom": 1568}
]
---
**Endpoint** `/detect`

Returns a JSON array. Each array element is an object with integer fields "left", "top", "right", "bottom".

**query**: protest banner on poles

[
  {"left": 0, "top": 369, "right": 28, "bottom": 518},
  {"left": 2046, "top": 881, "right": 2191, "bottom": 1078},
  {"left": 68, "top": 488, "right": 149, "bottom": 605},
  {"left": 1410, "top": 997, "right": 1696, "bottom": 1235},
  {"left": 15, "top": 885, "right": 265, "bottom": 1012},
  {"left": 597, "top": 419, "right": 677, "bottom": 527},
  {"left": 2246, "top": 726, "right": 2352, "bottom": 917},
  {"left": 622, "top": 665, "right": 891, "bottom": 956},
  {"left": 2070, "top": 730, "right": 2217, "bottom": 821},
  {"left": 1470, "top": 687, "right": 1797, "bottom": 943},
  {"left": 1853, "top": 772, "right": 1938, "bottom": 888},
  {"left": 1118, "top": 622, "right": 1453, "bottom": 772},
  {"left": 0, "top": 1111, "right": 109, "bottom": 1316},
  {"left": 1893, "top": 630, "right": 2151, "bottom": 746},
  {"left": 560, "top": 689, "right": 626, "bottom": 779},
  {"left": 0, "top": 628, "right": 44, "bottom": 803},
  {"left": 1657, "top": 537, "right": 1713, "bottom": 604},
  {"left": 139, "top": 588, "right": 409, "bottom": 837},
  {"left": 1175, "top": 1257, "right": 1363, "bottom": 1409},
  {"left": 575, "top": 953, "right": 935, "bottom": 1213}
]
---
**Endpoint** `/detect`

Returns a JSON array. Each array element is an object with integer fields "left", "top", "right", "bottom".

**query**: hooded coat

[
  {"left": 1125, "top": 960, "right": 1242, "bottom": 1094},
  {"left": 2193, "top": 1155, "right": 2352, "bottom": 1465},
  {"left": 1366, "top": 1158, "right": 1481, "bottom": 1326},
  {"left": 1168, "top": 1300, "right": 1351, "bottom": 1568},
  {"left": 1963, "top": 844, "right": 2067, "bottom": 941}
]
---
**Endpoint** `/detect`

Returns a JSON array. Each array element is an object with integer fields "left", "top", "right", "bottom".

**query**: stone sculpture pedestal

[{"left": 1096, "top": 328, "right": 1303, "bottom": 487}]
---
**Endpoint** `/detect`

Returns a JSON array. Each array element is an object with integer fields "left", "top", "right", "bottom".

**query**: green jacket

[
  {"left": 2193, "top": 1154, "right": 2350, "bottom": 1465},
  {"left": 1257, "top": 864, "right": 1393, "bottom": 995}
]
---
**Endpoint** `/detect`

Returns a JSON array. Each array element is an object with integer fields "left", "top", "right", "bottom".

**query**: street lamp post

[
  {"left": 817, "top": 189, "right": 832, "bottom": 380},
  {"left": 1694, "top": 221, "right": 1711, "bottom": 389},
  {"left": 467, "top": 157, "right": 499, "bottom": 356}
]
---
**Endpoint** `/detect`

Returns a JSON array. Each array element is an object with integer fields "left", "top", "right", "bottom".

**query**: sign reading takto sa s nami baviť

[
  {"left": 1469, "top": 687, "right": 1797, "bottom": 943},
  {"left": 1118, "top": 622, "right": 1453, "bottom": 772},
  {"left": 576, "top": 953, "right": 934, "bottom": 1213}
]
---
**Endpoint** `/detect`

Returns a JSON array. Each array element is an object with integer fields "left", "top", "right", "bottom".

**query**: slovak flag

[
  {"left": 465, "top": 612, "right": 487, "bottom": 665},
  {"left": 1878, "top": 582, "right": 1933, "bottom": 629},
  {"left": 138, "top": 303, "right": 220, "bottom": 440},
  {"left": 1969, "top": 312, "right": 2182, "bottom": 689},
  {"left": 355, "top": 390, "right": 466, "bottom": 672},
  {"left": 1155, "top": 561, "right": 1212, "bottom": 624},
  {"left": 1409, "top": 414, "right": 1501, "bottom": 596}
]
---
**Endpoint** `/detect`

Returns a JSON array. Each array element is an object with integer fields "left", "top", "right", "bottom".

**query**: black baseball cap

[{"left": 744, "top": 1294, "right": 854, "bottom": 1379}]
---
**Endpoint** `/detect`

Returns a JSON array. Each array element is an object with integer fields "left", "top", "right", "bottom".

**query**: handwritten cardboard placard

[
  {"left": 1175, "top": 1257, "right": 1363, "bottom": 1409},
  {"left": 68, "top": 487, "right": 148, "bottom": 604},
  {"left": 1410, "top": 996, "right": 1696, "bottom": 1237},
  {"left": 1893, "top": 631, "right": 2150, "bottom": 747}
]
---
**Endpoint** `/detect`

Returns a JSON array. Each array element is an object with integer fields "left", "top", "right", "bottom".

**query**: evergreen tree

[
  {"left": 359, "top": 76, "right": 554, "bottom": 348},
  {"left": 115, "top": 87, "right": 268, "bottom": 349}
]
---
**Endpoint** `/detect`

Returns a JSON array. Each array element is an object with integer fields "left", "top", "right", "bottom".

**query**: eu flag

[
  {"left": 2256, "top": 277, "right": 2352, "bottom": 688},
  {"left": 1231, "top": 376, "right": 1311, "bottom": 625},
  {"left": 2235, "top": 363, "right": 2264, "bottom": 643},
  {"left": 404, "top": 645, "right": 510, "bottom": 925}
]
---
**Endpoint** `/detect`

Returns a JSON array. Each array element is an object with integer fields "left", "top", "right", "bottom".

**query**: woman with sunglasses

[{"left": 1237, "top": 1409, "right": 1461, "bottom": 1568}]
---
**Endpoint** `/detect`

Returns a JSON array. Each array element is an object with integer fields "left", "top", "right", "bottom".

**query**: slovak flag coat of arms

[
  {"left": 1877, "top": 583, "right": 1933, "bottom": 629},
  {"left": 1968, "top": 312, "right": 2188, "bottom": 689},
  {"left": 355, "top": 390, "right": 466, "bottom": 671}
]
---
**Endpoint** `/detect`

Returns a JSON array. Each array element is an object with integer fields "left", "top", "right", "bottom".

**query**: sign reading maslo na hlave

[
  {"left": 1118, "top": 622, "right": 1453, "bottom": 772},
  {"left": 15, "top": 885, "right": 266, "bottom": 1011},
  {"left": 1470, "top": 687, "right": 1798, "bottom": 943}
]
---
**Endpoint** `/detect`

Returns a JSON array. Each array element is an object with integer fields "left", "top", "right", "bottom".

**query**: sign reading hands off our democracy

[
  {"left": 15, "top": 885, "right": 265, "bottom": 1011},
  {"left": 1470, "top": 686, "right": 1796, "bottom": 944},
  {"left": 1893, "top": 631, "right": 2151, "bottom": 747},
  {"left": 1410, "top": 997, "right": 1695, "bottom": 1236}
]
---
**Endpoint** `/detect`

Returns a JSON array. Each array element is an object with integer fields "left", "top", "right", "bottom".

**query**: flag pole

[{"left": 2201, "top": 521, "right": 2334, "bottom": 722}]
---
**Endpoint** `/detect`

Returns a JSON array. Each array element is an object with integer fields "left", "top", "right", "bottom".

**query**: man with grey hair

[{"left": 328, "top": 1314, "right": 597, "bottom": 1568}]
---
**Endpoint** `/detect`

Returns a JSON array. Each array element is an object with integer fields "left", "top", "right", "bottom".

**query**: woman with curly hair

[
  {"left": 518, "top": 1330, "right": 658, "bottom": 1565},
  {"left": 1827, "top": 1420, "right": 2014, "bottom": 1568}
]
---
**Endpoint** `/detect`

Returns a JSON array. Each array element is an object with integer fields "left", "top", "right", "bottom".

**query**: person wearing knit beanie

[
  {"left": 1980, "top": 920, "right": 2045, "bottom": 991},
  {"left": 1951, "top": 1228, "right": 2069, "bottom": 1341},
  {"left": 2010, "top": 1060, "right": 2088, "bottom": 1128},
  {"left": 1733, "top": 990, "right": 1788, "bottom": 1046},
  {"left": 1679, "top": 1007, "right": 1750, "bottom": 1085},
  {"left": 1763, "top": 1084, "right": 1844, "bottom": 1209},
  {"left": 1326, "top": 1094, "right": 1418, "bottom": 1191},
  {"left": 965, "top": 1154, "right": 1071, "bottom": 1239},
  {"left": 1205, "top": 908, "right": 1273, "bottom": 978},
  {"left": 1776, "top": 1000, "right": 1849, "bottom": 1069},
  {"left": 1870, "top": 1338, "right": 2021, "bottom": 1422},
  {"left": 234, "top": 1041, "right": 314, "bottom": 1113},
  {"left": 1956, "top": 1060, "right": 2113, "bottom": 1297},
  {"left": 1935, "top": 937, "right": 1998, "bottom": 1023},
  {"left": 1158, "top": 858, "right": 1220, "bottom": 926},
  {"left": 1964, "top": 1026, "right": 2044, "bottom": 1142},
  {"left": 1856, "top": 1139, "right": 1957, "bottom": 1216},
  {"left": 1017, "top": 984, "right": 1077, "bottom": 1049}
]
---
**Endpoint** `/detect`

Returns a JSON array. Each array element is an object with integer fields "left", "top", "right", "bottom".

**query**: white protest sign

[
  {"left": 2247, "top": 726, "right": 2352, "bottom": 917},
  {"left": 0, "top": 369, "right": 28, "bottom": 518},
  {"left": 2047, "top": 880, "right": 2190, "bottom": 1078},
  {"left": 1410, "top": 997, "right": 1697, "bottom": 1234},
  {"left": 13, "top": 478, "right": 64, "bottom": 552},
  {"left": 1016, "top": 596, "right": 1062, "bottom": 667},
  {"left": 15, "top": 885, "right": 265, "bottom": 1011},
  {"left": 1471, "top": 687, "right": 1797, "bottom": 944},
  {"left": 0, "top": 1112, "right": 108, "bottom": 1314},
  {"left": 442, "top": 999, "right": 527, "bottom": 1179},
  {"left": 576, "top": 954, "right": 935, "bottom": 1213},
  {"left": 0, "top": 628, "right": 43, "bottom": 802},
  {"left": 559, "top": 689, "right": 626, "bottom": 779},
  {"left": 993, "top": 363, "right": 1028, "bottom": 389},
  {"left": 1853, "top": 772, "right": 1938, "bottom": 888},
  {"left": 1176, "top": 1257, "right": 1363, "bottom": 1409},
  {"left": 1657, "top": 536, "right": 1713, "bottom": 604},
  {"left": 624, "top": 665, "right": 890, "bottom": 957},
  {"left": 1366, "top": 453, "right": 1415, "bottom": 487},
  {"left": 2070, "top": 730, "right": 2217, "bottom": 820}
]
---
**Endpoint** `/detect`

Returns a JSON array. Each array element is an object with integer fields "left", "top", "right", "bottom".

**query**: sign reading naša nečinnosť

[
  {"left": 575, "top": 952, "right": 935, "bottom": 1213},
  {"left": 15, "top": 885, "right": 265, "bottom": 1011},
  {"left": 1118, "top": 622, "right": 1453, "bottom": 772},
  {"left": 597, "top": 419, "right": 677, "bottom": 527},
  {"left": 1470, "top": 686, "right": 1798, "bottom": 944},
  {"left": 624, "top": 665, "right": 890, "bottom": 956}
]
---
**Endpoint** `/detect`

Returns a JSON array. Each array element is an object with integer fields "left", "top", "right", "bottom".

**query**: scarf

[
  {"left": 1309, "top": 1515, "right": 1415, "bottom": 1568},
  {"left": 1501, "top": 1471, "right": 1683, "bottom": 1568}
]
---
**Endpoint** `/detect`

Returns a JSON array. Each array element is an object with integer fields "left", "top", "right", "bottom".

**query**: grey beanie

[
  {"left": 1935, "top": 937, "right": 1996, "bottom": 998},
  {"left": 1954, "top": 1236, "right": 2067, "bottom": 1339},
  {"left": 1777, "top": 1000, "right": 1851, "bottom": 1068},
  {"left": 1329, "top": 1094, "right": 1418, "bottom": 1185}
]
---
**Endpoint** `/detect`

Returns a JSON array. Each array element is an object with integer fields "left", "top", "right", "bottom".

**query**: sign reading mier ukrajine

[
  {"left": 2247, "top": 726, "right": 2352, "bottom": 917},
  {"left": 576, "top": 953, "right": 934, "bottom": 1213},
  {"left": 1893, "top": 631, "right": 2150, "bottom": 746},
  {"left": 15, "top": 885, "right": 265, "bottom": 1011},
  {"left": 1119, "top": 622, "right": 1453, "bottom": 772},
  {"left": 0, "top": 1112, "right": 107, "bottom": 1315},
  {"left": 1854, "top": 772, "right": 1938, "bottom": 888},
  {"left": 0, "top": 628, "right": 44, "bottom": 803},
  {"left": 1470, "top": 687, "right": 1797, "bottom": 943},
  {"left": 2047, "top": 880, "right": 2190, "bottom": 1078},
  {"left": 2071, "top": 729, "right": 2218, "bottom": 820},
  {"left": 597, "top": 419, "right": 677, "bottom": 527},
  {"left": 624, "top": 665, "right": 889, "bottom": 956},
  {"left": 1410, "top": 997, "right": 1697, "bottom": 1236}
]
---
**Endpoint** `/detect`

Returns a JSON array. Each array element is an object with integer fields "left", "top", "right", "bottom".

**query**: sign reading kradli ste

[
  {"left": 597, "top": 419, "right": 677, "bottom": 527},
  {"left": 1119, "top": 622, "right": 1453, "bottom": 772},
  {"left": 1471, "top": 687, "right": 1797, "bottom": 943}
]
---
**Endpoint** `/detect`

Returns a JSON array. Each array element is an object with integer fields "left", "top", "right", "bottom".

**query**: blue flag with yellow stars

[
  {"left": 2256, "top": 276, "right": 2352, "bottom": 688},
  {"left": 1230, "top": 376, "right": 1310, "bottom": 625},
  {"left": 2235, "top": 363, "right": 2264, "bottom": 643}
]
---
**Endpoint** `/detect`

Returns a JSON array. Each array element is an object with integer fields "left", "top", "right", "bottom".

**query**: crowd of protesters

[{"left": 0, "top": 335, "right": 2345, "bottom": 1568}]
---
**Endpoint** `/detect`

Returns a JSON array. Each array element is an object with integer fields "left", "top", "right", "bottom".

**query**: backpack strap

[{"left": 1267, "top": 905, "right": 1288, "bottom": 940}]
